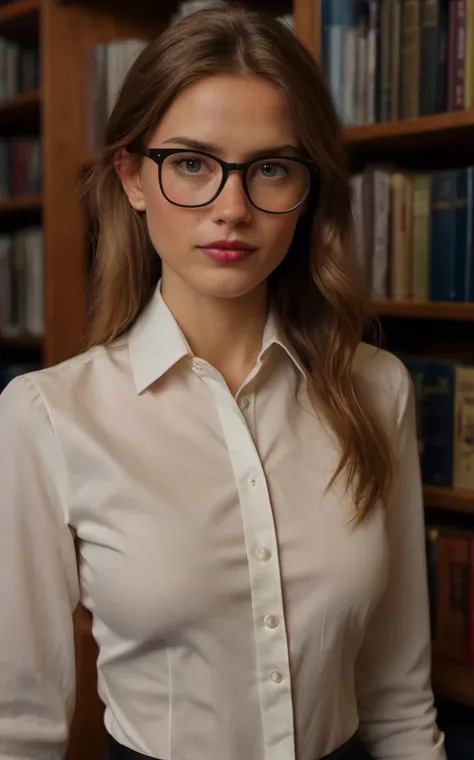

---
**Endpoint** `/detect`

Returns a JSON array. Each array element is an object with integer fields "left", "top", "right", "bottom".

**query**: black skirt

[{"left": 107, "top": 729, "right": 373, "bottom": 760}]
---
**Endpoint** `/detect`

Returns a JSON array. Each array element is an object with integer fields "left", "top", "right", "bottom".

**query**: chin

[{"left": 193, "top": 267, "right": 267, "bottom": 300}]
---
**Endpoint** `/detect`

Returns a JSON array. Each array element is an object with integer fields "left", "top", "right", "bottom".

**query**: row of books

[
  {"left": 426, "top": 523, "right": 474, "bottom": 664},
  {"left": 0, "top": 37, "right": 39, "bottom": 101},
  {"left": 402, "top": 357, "right": 474, "bottom": 490},
  {"left": 320, "top": 0, "right": 472, "bottom": 127},
  {"left": 0, "top": 138, "right": 41, "bottom": 198},
  {"left": 85, "top": 39, "right": 148, "bottom": 151},
  {"left": 0, "top": 228, "right": 44, "bottom": 338},
  {"left": 85, "top": 5, "right": 294, "bottom": 151},
  {"left": 170, "top": 0, "right": 294, "bottom": 28},
  {"left": 352, "top": 165, "right": 474, "bottom": 303}
]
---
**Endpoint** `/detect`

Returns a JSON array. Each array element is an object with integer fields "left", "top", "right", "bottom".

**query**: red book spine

[{"left": 454, "top": 0, "right": 466, "bottom": 109}]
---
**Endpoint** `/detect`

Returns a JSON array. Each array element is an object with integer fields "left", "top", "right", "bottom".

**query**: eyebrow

[{"left": 162, "top": 136, "right": 303, "bottom": 159}]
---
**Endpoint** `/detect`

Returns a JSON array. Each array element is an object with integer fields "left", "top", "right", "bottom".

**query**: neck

[{"left": 161, "top": 273, "right": 268, "bottom": 395}]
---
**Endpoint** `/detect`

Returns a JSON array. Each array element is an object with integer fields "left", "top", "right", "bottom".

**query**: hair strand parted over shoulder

[{"left": 84, "top": 3, "right": 392, "bottom": 522}]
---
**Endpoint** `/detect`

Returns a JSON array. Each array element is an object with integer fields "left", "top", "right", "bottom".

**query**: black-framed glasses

[{"left": 127, "top": 143, "right": 318, "bottom": 214}]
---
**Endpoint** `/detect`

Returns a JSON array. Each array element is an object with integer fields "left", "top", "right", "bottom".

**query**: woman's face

[{"left": 120, "top": 73, "right": 306, "bottom": 301}]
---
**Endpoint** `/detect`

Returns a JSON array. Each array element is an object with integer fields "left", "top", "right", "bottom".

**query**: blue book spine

[
  {"left": 420, "top": 360, "right": 456, "bottom": 487},
  {"left": 430, "top": 169, "right": 468, "bottom": 301},
  {"left": 452, "top": 168, "right": 468, "bottom": 301},
  {"left": 320, "top": 0, "right": 357, "bottom": 123},
  {"left": 403, "top": 356, "right": 427, "bottom": 458},
  {"left": 464, "top": 166, "right": 474, "bottom": 301}
]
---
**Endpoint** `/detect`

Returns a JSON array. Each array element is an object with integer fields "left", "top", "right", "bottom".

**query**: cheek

[
  {"left": 143, "top": 179, "right": 193, "bottom": 258},
  {"left": 261, "top": 213, "right": 300, "bottom": 259}
]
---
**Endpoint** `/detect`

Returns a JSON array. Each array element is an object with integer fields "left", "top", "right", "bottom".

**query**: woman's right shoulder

[{"left": 0, "top": 338, "right": 129, "bottom": 423}]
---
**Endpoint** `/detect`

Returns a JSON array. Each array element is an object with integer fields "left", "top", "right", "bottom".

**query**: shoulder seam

[{"left": 25, "top": 375, "right": 71, "bottom": 525}]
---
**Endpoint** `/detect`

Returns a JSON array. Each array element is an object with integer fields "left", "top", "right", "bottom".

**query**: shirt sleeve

[
  {"left": 0, "top": 375, "right": 80, "bottom": 760},
  {"left": 354, "top": 367, "right": 447, "bottom": 760}
]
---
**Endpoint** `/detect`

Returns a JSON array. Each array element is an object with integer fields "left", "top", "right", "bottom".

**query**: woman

[{"left": 0, "top": 6, "right": 446, "bottom": 760}]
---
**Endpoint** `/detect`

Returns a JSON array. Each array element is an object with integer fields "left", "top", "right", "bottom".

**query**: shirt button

[
  {"left": 239, "top": 397, "right": 250, "bottom": 410},
  {"left": 271, "top": 671, "right": 283, "bottom": 684},
  {"left": 192, "top": 359, "right": 201, "bottom": 372},
  {"left": 256, "top": 547, "right": 271, "bottom": 562},
  {"left": 264, "top": 614, "right": 280, "bottom": 630},
  {"left": 249, "top": 478, "right": 257, "bottom": 488}
]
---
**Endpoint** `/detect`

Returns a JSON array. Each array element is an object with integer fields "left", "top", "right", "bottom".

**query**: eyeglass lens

[{"left": 160, "top": 152, "right": 310, "bottom": 212}]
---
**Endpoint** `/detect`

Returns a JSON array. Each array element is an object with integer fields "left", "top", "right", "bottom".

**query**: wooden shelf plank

[
  {"left": 432, "top": 657, "right": 474, "bottom": 708},
  {"left": 0, "top": 88, "right": 40, "bottom": 113},
  {"left": 344, "top": 109, "right": 474, "bottom": 147},
  {"left": 0, "top": 88, "right": 41, "bottom": 133},
  {"left": 0, "top": 332, "right": 43, "bottom": 349},
  {"left": 0, "top": 0, "right": 41, "bottom": 42},
  {"left": 0, "top": 194, "right": 42, "bottom": 212},
  {"left": 374, "top": 300, "right": 474, "bottom": 320},
  {"left": 0, "top": 0, "right": 40, "bottom": 22},
  {"left": 424, "top": 486, "right": 474, "bottom": 514}
]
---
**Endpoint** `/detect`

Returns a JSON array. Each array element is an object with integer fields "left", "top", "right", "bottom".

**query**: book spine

[
  {"left": 321, "top": 1, "right": 357, "bottom": 124},
  {"left": 412, "top": 173, "right": 431, "bottom": 300},
  {"left": 421, "top": 360, "right": 455, "bottom": 487},
  {"left": 426, "top": 526, "right": 439, "bottom": 639},
  {"left": 434, "top": 531, "right": 470, "bottom": 661},
  {"left": 362, "top": 169, "right": 374, "bottom": 288},
  {"left": 372, "top": 169, "right": 391, "bottom": 298},
  {"left": 356, "top": 2, "right": 369, "bottom": 125},
  {"left": 464, "top": 0, "right": 474, "bottom": 108},
  {"left": 430, "top": 170, "right": 456, "bottom": 301},
  {"left": 447, "top": 0, "right": 459, "bottom": 110},
  {"left": 464, "top": 167, "right": 474, "bottom": 301},
  {"left": 436, "top": 0, "right": 449, "bottom": 111},
  {"left": 454, "top": 366, "right": 474, "bottom": 490},
  {"left": 342, "top": 25, "right": 358, "bottom": 126},
  {"left": 391, "top": 0, "right": 402, "bottom": 120},
  {"left": 452, "top": 168, "right": 469, "bottom": 302},
  {"left": 379, "top": 0, "right": 394, "bottom": 121},
  {"left": 420, "top": 0, "right": 440, "bottom": 114},
  {"left": 401, "top": 0, "right": 421, "bottom": 118},
  {"left": 366, "top": 0, "right": 380, "bottom": 123},
  {"left": 454, "top": 0, "right": 467, "bottom": 109}
]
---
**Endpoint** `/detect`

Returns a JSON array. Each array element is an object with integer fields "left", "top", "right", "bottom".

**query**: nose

[{"left": 210, "top": 171, "right": 252, "bottom": 225}]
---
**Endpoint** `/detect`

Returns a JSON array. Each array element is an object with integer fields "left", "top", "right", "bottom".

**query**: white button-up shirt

[{"left": 0, "top": 285, "right": 446, "bottom": 760}]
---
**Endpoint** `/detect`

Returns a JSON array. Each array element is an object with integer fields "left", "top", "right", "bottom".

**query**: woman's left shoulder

[{"left": 352, "top": 342, "right": 413, "bottom": 421}]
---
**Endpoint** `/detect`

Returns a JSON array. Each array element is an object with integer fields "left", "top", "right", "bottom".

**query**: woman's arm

[
  {"left": 355, "top": 366, "right": 447, "bottom": 760},
  {"left": 0, "top": 375, "right": 80, "bottom": 760}
]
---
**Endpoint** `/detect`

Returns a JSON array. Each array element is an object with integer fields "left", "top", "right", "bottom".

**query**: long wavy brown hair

[{"left": 85, "top": 4, "right": 392, "bottom": 521}]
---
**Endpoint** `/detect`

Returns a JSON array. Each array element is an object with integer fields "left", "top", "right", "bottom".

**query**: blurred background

[{"left": 1, "top": 1, "right": 474, "bottom": 758}]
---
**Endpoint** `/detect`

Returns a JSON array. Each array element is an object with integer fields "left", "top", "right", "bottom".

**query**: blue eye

[
  {"left": 258, "top": 163, "right": 287, "bottom": 179},
  {"left": 173, "top": 158, "right": 204, "bottom": 173}
]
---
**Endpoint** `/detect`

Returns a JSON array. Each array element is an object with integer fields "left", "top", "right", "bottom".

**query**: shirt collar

[{"left": 128, "top": 282, "right": 306, "bottom": 394}]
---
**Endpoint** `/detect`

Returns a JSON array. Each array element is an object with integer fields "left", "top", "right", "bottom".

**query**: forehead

[{"left": 153, "top": 74, "right": 298, "bottom": 156}]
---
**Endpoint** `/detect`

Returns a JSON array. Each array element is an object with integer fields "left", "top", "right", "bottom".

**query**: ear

[{"left": 115, "top": 148, "right": 147, "bottom": 212}]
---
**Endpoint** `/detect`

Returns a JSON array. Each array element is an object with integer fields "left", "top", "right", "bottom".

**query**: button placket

[{"left": 202, "top": 369, "right": 296, "bottom": 760}]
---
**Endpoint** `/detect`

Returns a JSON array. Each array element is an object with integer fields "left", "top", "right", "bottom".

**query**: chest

[{"left": 67, "top": 384, "right": 388, "bottom": 643}]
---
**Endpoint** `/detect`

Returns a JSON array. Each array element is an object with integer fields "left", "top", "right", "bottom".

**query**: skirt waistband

[{"left": 107, "top": 730, "right": 373, "bottom": 760}]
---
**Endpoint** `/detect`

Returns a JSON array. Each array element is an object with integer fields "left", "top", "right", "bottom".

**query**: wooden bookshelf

[
  {"left": 0, "top": 0, "right": 41, "bottom": 41},
  {"left": 0, "top": 194, "right": 42, "bottom": 212},
  {"left": 374, "top": 300, "right": 474, "bottom": 321},
  {"left": 0, "top": 89, "right": 41, "bottom": 131},
  {"left": 424, "top": 486, "right": 474, "bottom": 515},
  {"left": 343, "top": 109, "right": 474, "bottom": 150},
  {"left": 0, "top": 332, "right": 43, "bottom": 349},
  {"left": 432, "top": 659, "right": 474, "bottom": 709}
]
